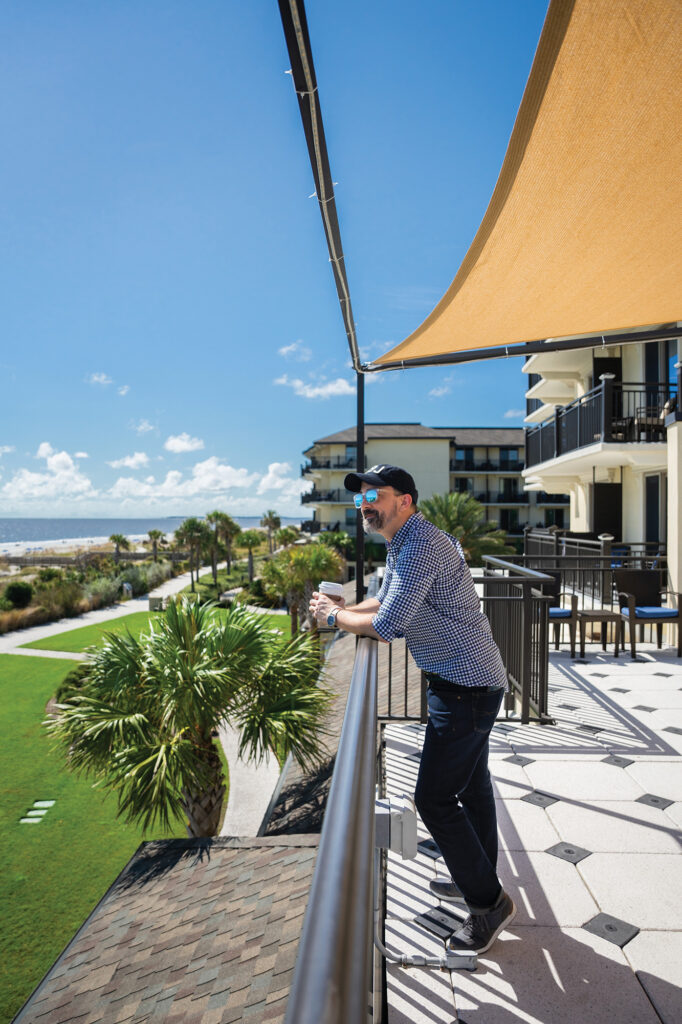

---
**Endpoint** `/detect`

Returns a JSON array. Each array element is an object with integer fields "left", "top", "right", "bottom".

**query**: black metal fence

[
  {"left": 482, "top": 558, "right": 553, "bottom": 723},
  {"left": 526, "top": 379, "right": 676, "bottom": 468}
]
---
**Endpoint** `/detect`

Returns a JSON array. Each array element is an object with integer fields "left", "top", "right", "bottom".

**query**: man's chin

[{"left": 362, "top": 514, "right": 382, "bottom": 535}]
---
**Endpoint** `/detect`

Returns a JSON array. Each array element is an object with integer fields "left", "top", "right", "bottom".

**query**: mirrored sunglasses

[{"left": 353, "top": 489, "right": 379, "bottom": 508}]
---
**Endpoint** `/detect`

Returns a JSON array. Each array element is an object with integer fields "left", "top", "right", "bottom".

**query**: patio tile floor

[{"left": 383, "top": 644, "right": 682, "bottom": 1023}]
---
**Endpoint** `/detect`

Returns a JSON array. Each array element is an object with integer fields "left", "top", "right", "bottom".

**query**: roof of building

[
  {"left": 306, "top": 423, "right": 525, "bottom": 450},
  {"left": 14, "top": 836, "right": 319, "bottom": 1024}
]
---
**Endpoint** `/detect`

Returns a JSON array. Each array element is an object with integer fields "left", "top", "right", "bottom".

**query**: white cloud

[
  {"left": 132, "top": 419, "right": 155, "bottom": 434},
  {"left": 107, "top": 451, "right": 149, "bottom": 470},
  {"left": 429, "top": 385, "right": 451, "bottom": 398},
  {"left": 118, "top": 385, "right": 130, "bottom": 396},
  {"left": 274, "top": 374, "right": 356, "bottom": 399},
  {"left": 3, "top": 447, "right": 97, "bottom": 502},
  {"left": 0, "top": 445, "right": 15, "bottom": 456},
  {"left": 504, "top": 409, "right": 525, "bottom": 419},
  {"left": 109, "top": 456, "right": 257, "bottom": 500},
  {"left": 164, "top": 432, "right": 205, "bottom": 453},
  {"left": 257, "top": 461, "right": 293, "bottom": 494},
  {"left": 74, "top": 451, "right": 89, "bottom": 459},
  {"left": 88, "top": 372, "right": 113, "bottom": 386},
  {"left": 278, "top": 340, "right": 312, "bottom": 362}
]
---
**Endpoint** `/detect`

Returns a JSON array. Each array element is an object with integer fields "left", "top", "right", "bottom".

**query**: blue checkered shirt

[{"left": 372, "top": 512, "right": 507, "bottom": 689}]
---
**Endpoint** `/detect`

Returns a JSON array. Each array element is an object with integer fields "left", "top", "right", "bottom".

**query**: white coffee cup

[{"left": 319, "top": 580, "right": 344, "bottom": 602}]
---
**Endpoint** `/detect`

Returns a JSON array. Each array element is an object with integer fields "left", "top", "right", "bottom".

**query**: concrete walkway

[
  {"left": 384, "top": 644, "right": 682, "bottom": 1023},
  {"left": 2, "top": 564, "right": 284, "bottom": 838}
]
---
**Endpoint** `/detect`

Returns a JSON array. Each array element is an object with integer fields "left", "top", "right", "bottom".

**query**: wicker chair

[{"left": 614, "top": 569, "right": 681, "bottom": 660}]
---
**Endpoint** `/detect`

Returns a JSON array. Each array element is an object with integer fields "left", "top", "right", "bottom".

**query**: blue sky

[{"left": 0, "top": 0, "right": 548, "bottom": 517}]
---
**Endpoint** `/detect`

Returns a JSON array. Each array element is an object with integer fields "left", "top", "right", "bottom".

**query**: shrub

[
  {"left": 5, "top": 580, "right": 34, "bottom": 608},
  {"left": 0, "top": 605, "right": 53, "bottom": 634},
  {"left": 117, "top": 565, "right": 147, "bottom": 597},
  {"left": 38, "top": 581, "right": 84, "bottom": 618},
  {"left": 85, "top": 577, "right": 121, "bottom": 608},
  {"left": 145, "top": 560, "right": 172, "bottom": 591},
  {"left": 37, "top": 567, "right": 64, "bottom": 584}
]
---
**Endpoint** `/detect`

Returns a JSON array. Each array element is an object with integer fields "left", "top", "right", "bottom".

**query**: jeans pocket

[{"left": 473, "top": 689, "right": 504, "bottom": 734}]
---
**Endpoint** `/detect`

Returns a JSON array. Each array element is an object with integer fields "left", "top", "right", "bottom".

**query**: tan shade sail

[{"left": 372, "top": 0, "right": 682, "bottom": 369}]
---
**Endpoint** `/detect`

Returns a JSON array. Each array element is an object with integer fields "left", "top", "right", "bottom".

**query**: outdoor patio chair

[
  {"left": 633, "top": 406, "right": 666, "bottom": 441},
  {"left": 614, "top": 569, "right": 681, "bottom": 660},
  {"left": 544, "top": 570, "right": 578, "bottom": 658}
]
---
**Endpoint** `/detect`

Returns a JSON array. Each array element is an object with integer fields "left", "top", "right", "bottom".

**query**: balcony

[
  {"left": 536, "top": 491, "right": 570, "bottom": 504},
  {"left": 526, "top": 380, "right": 676, "bottom": 469},
  {"left": 451, "top": 460, "right": 524, "bottom": 472},
  {"left": 476, "top": 491, "right": 527, "bottom": 504},
  {"left": 301, "top": 488, "right": 349, "bottom": 504},
  {"left": 301, "top": 455, "right": 363, "bottom": 476}
]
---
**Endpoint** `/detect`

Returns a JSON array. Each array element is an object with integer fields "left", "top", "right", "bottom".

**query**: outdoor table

[{"left": 578, "top": 609, "right": 621, "bottom": 658}]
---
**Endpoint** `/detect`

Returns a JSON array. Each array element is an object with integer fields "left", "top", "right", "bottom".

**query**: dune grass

[{"left": 0, "top": 654, "right": 187, "bottom": 1023}]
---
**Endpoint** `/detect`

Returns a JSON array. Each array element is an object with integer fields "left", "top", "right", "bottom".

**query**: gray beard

[{"left": 362, "top": 511, "right": 383, "bottom": 534}]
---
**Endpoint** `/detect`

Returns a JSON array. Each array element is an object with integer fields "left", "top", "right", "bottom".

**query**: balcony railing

[
  {"left": 301, "top": 455, "right": 366, "bottom": 475},
  {"left": 285, "top": 566, "right": 553, "bottom": 1020},
  {"left": 301, "top": 488, "right": 349, "bottom": 504},
  {"left": 475, "top": 491, "right": 526, "bottom": 504},
  {"left": 450, "top": 460, "right": 524, "bottom": 472},
  {"left": 526, "top": 380, "right": 676, "bottom": 468},
  {"left": 535, "top": 492, "right": 570, "bottom": 504}
]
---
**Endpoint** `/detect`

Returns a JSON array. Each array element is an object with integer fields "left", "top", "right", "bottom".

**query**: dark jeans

[{"left": 414, "top": 684, "right": 504, "bottom": 911}]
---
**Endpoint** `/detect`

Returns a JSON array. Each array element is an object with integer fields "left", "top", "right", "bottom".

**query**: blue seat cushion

[
  {"left": 549, "top": 608, "right": 571, "bottom": 619},
  {"left": 622, "top": 602, "right": 675, "bottom": 618}
]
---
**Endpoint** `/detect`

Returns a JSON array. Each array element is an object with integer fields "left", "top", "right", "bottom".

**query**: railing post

[
  {"left": 520, "top": 579, "right": 532, "bottom": 724},
  {"left": 420, "top": 670, "right": 428, "bottom": 725},
  {"left": 600, "top": 373, "right": 615, "bottom": 442},
  {"left": 599, "top": 532, "right": 614, "bottom": 605},
  {"left": 553, "top": 407, "right": 561, "bottom": 458},
  {"left": 355, "top": 371, "right": 365, "bottom": 604},
  {"left": 523, "top": 525, "right": 531, "bottom": 556}
]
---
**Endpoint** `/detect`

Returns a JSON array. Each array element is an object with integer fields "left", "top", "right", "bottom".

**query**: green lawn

[
  {"left": 20, "top": 606, "right": 292, "bottom": 655},
  {"left": 19, "top": 610, "right": 159, "bottom": 653},
  {"left": 0, "top": 654, "right": 188, "bottom": 1023}
]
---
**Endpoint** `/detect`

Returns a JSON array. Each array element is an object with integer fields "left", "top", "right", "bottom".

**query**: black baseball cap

[{"left": 344, "top": 464, "right": 418, "bottom": 504}]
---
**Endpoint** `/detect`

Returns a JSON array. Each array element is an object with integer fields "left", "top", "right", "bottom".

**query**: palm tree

[
  {"left": 47, "top": 597, "right": 331, "bottom": 837},
  {"left": 206, "top": 510, "right": 229, "bottom": 589},
  {"left": 261, "top": 544, "right": 343, "bottom": 635},
  {"left": 238, "top": 529, "right": 263, "bottom": 584},
  {"left": 109, "top": 533, "right": 131, "bottom": 565},
  {"left": 275, "top": 525, "right": 299, "bottom": 549},
  {"left": 174, "top": 517, "right": 210, "bottom": 592},
  {"left": 260, "top": 510, "right": 281, "bottom": 554},
  {"left": 219, "top": 515, "right": 241, "bottom": 575},
  {"left": 420, "top": 492, "right": 513, "bottom": 565},
  {"left": 147, "top": 529, "right": 165, "bottom": 563}
]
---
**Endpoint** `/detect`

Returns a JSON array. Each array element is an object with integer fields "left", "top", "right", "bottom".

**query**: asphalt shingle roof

[
  {"left": 14, "top": 837, "right": 318, "bottom": 1024},
  {"left": 306, "top": 422, "right": 524, "bottom": 449}
]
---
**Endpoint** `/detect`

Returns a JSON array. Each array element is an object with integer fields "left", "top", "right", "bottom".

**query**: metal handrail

[{"left": 284, "top": 635, "right": 378, "bottom": 1024}]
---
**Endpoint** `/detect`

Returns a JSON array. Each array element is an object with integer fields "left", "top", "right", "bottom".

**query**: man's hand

[{"left": 310, "top": 590, "right": 345, "bottom": 624}]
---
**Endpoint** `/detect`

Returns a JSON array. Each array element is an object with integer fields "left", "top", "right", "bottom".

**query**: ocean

[{"left": 0, "top": 516, "right": 302, "bottom": 554}]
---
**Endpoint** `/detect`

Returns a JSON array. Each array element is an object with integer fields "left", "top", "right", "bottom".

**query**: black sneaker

[
  {"left": 429, "top": 876, "right": 466, "bottom": 905},
  {"left": 447, "top": 890, "right": 516, "bottom": 954}
]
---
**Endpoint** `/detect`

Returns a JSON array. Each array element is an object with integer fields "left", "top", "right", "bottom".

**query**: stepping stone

[
  {"left": 33, "top": 800, "right": 55, "bottom": 808},
  {"left": 546, "top": 842, "right": 591, "bottom": 864},
  {"left": 414, "top": 904, "right": 464, "bottom": 940},
  {"left": 19, "top": 818, "right": 41, "bottom": 825},
  {"left": 417, "top": 839, "right": 442, "bottom": 860},
  {"left": 602, "top": 754, "right": 635, "bottom": 768},
  {"left": 636, "top": 793, "right": 674, "bottom": 810},
  {"left": 583, "top": 913, "right": 639, "bottom": 948},
  {"left": 503, "top": 754, "right": 534, "bottom": 767},
  {"left": 521, "top": 791, "right": 558, "bottom": 808}
]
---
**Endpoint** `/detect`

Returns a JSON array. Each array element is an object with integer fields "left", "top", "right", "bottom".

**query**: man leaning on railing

[{"left": 310, "top": 463, "right": 516, "bottom": 955}]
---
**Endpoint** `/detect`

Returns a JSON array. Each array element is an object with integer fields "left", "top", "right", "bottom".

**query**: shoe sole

[{"left": 448, "top": 899, "right": 517, "bottom": 955}]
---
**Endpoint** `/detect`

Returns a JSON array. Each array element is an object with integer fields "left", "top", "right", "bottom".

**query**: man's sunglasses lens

[{"left": 353, "top": 489, "right": 378, "bottom": 508}]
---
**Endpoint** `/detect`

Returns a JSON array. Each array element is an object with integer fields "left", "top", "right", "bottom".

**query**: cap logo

[{"left": 370, "top": 464, "right": 387, "bottom": 474}]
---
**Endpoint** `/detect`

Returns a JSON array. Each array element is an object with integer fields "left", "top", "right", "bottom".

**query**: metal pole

[{"left": 356, "top": 371, "right": 365, "bottom": 605}]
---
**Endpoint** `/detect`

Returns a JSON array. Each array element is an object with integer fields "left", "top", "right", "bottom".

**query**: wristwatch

[{"left": 326, "top": 607, "right": 340, "bottom": 628}]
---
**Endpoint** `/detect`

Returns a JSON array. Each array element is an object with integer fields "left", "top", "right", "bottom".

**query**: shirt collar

[{"left": 387, "top": 510, "right": 422, "bottom": 555}]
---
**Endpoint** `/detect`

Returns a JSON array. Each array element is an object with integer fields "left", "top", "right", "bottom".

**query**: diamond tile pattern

[
  {"left": 545, "top": 841, "right": 592, "bottom": 864},
  {"left": 521, "top": 791, "right": 559, "bottom": 808},
  {"left": 14, "top": 837, "right": 318, "bottom": 1024},
  {"left": 583, "top": 912, "right": 640, "bottom": 948},
  {"left": 636, "top": 793, "right": 674, "bottom": 810}
]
